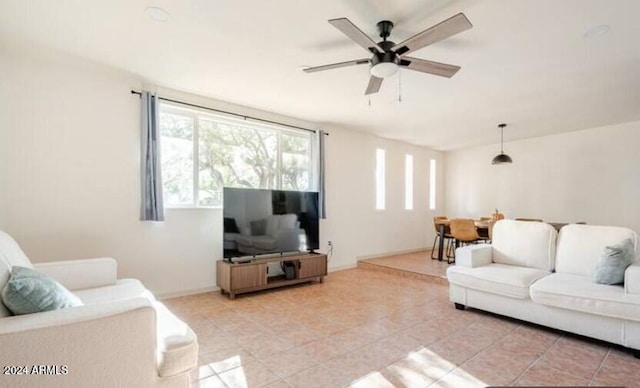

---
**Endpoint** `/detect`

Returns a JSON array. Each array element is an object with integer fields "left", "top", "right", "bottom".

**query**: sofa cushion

[
  {"left": 530, "top": 273, "right": 640, "bottom": 322},
  {"left": 236, "top": 234, "right": 254, "bottom": 247},
  {"left": 74, "top": 279, "right": 153, "bottom": 305},
  {"left": 279, "top": 214, "right": 298, "bottom": 229},
  {"left": 155, "top": 301, "right": 198, "bottom": 377},
  {"left": 491, "top": 220, "right": 558, "bottom": 271},
  {"left": 265, "top": 215, "right": 280, "bottom": 237},
  {"left": 594, "top": 238, "right": 636, "bottom": 285},
  {"left": 0, "top": 231, "right": 33, "bottom": 269},
  {"left": 0, "top": 231, "right": 34, "bottom": 314},
  {"left": 447, "top": 263, "right": 550, "bottom": 299},
  {"left": 556, "top": 225, "right": 638, "bottom": 277},
  {"left": 251, "top": 236, "right": 277, "bottom": 251},
  {"left": 250, "top": 219, "right": 267, "bottom": 236},
  {"left": 2, "top": 266, "right": 83, "bottom": 315}
]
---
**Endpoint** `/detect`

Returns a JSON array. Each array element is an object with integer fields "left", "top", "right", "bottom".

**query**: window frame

[{"left": 159, "top": 102, "right": 313, "bottom": 209}]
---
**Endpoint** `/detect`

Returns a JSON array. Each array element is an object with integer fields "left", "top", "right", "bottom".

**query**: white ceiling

[{"left": 1, "top": 0, "right": 639, "bottom": 150}]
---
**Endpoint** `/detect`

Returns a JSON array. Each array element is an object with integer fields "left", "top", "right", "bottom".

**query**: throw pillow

[
  {"left": 224, "top": 217, "right": 240, "bottom": 233},
  {"left": 250, "top": 219, "right": 267, "bottom": 236},
  {"left": 265, "top": 215, "right": 280, "bottom": 237},
  {"left": 593, "top": 238, "right": 637, "bottom": 285},
  {"left": 2, "top": 266, "right": 83, "bottom": 315}
]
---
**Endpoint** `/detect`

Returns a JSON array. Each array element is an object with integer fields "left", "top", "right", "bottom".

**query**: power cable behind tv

[{"left": 327, "top": 241, "right": 334, "bottom": 262}]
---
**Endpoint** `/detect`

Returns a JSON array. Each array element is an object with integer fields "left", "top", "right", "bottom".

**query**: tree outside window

[{"left": 159, "top": 104, "right": 312, "bottom": 207}]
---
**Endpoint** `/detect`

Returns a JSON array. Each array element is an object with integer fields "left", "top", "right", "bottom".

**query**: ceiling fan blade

[
  {"left": 400, "top": 57, "right": 461, "bottom": 78},
  {"left": 303, "top": 58, "right": 370, "bottom": 73},
  {"left": 329, "top": 18, "right": 385, "bottom": 54},
  {"left": 365, "top": 76, "right": 383, "bottom": 95},
  {"left": 392, "top": 13, "right": 472, "bottom": 56}
]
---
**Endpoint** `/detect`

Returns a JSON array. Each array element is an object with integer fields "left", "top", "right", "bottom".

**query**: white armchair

[{"left": 0, "top": 231, "right": 197, "bottom": 388}]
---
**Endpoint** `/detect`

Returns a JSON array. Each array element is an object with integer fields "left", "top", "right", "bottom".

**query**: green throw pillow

[
  {"left": 593, "top": 238, "right": 637, "bottom": 285},
  {"left": 2, "top": 266, "right": 83, "bottom": 315}
]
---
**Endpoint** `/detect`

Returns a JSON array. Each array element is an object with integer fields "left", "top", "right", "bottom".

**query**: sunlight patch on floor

[
  {"left": 349, "top": 348, "right": 487, "bottom": 388},
  {"left": 207, "top": 355, "right": 242, "bottom": 374}
]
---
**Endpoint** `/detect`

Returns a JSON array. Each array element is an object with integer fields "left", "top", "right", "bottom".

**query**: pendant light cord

[{"left": 499, "top": 123, "right": 506, "bottom": 153}]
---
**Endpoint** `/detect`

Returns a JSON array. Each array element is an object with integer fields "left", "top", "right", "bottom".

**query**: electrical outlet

[{"left": 327, "top": 240, "right": 332, "bottom": 247}]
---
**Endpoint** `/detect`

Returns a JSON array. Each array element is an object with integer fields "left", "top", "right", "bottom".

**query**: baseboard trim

[
  {"left": 156, "top": 286, "right": 219, "bottom": 300},
  {"left": 157, "top": 249, "right": 428, "bottom": 299},
  {"left": 357, "top": 247, "right": 429, "bottom": 261},
  {"left": 328, "top": 263, "right": 357, "bottom": 272}
]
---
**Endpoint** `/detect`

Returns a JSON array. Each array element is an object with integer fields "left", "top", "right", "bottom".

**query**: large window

[{"left": 160, "top": 103, "right": 312, "bottom": 207}]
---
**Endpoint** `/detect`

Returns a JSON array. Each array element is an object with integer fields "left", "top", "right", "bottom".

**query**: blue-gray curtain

[
  {"left": 140, "top": 91, "right": 165, "bottom": 221},
  {"left": 318, "top": 130, "right": 326, "bottom": 219}
]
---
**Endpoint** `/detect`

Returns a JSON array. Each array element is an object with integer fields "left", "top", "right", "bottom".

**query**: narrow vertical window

[
  {"left": 376, "top": 149, "right": 386, "bottom": 210},
  {"left": 405, "top": 154, "right": 414, "bottom": 210},
  {"left": 429, "top": 159, "right": 436, "bottom": 210}
]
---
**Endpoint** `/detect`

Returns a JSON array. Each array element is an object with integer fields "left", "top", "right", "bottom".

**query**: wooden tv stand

[{"left": 216, "top": 252, "right": 327, "bottom": 299}]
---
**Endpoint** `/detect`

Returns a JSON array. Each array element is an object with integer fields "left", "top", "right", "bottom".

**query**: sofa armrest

[
  {"left": 0, "top": 297, "right": 152, "bottom": 334},
  {"left": 0, "top": 298, "right": 159, "bottom": 387},
  {"left": 33, "top": 257, "right": 117, "bottom": 291},
  {"left": 455, "top": 244, "right": 493, "bottom": 268},
  {"left": 625, "top": 263, "right": 640, "bottom": 294}
]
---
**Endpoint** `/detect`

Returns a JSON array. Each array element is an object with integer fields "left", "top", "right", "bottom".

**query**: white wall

[
  {"left": 444, "top": 121, "right": 640, "bottom": 234},
  {"left": 0, "top": 41, "right": 444, "bottom": 297},
  {"left": 321, "top": 126, "right": 445, "bottom": 269}
]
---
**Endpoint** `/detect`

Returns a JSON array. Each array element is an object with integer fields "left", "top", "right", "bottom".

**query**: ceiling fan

[{"left": 304, "top": 13, "right": 473, "bottom": 95}]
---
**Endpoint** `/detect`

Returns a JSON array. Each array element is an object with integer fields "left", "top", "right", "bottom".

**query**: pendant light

[{"left": 491, "top": 123, "right": 513, "bottom": 165}]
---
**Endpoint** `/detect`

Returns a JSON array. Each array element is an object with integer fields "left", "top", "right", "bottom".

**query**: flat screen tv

[{"left": 223, "top": 187, "right": 319, "bottom": 258}]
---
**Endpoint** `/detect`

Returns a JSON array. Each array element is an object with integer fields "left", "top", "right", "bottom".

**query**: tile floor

[
  {"left": 358, "top": 251, "right": 449, "bottom": 284},
  {"left": 165, "top": 265, "right": 640, "bottom": 388}
]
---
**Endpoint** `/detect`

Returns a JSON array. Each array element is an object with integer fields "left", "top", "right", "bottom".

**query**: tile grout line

[
  {"left": 588, "top": 347, "right": 611, "bottom": 386},
  {"left": 511, "top": 332, "right": 564, "bottom": 385},
  {"left": 426, "top": 317, "right": 523, "bottom": 387}
]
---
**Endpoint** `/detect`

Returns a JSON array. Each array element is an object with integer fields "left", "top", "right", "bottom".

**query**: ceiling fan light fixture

[
  {"left": 492, "top": 123, "right": 513, "bottom": 165},
  {"left": 370, "top": 62, "right": 399, "bottom": 78},
  {"left": 305, "top": 13, "right": 472, "bottom": 94}
]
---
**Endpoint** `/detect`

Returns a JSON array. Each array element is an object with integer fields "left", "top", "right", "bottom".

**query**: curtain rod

[{"left": 131, "top": 90, "right": 327, "bottom": 135}]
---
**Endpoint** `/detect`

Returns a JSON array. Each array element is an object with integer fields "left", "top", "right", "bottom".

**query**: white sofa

[
  {"left": 232, "top": 214, "right": 306, "bottom": 255},
  {"left": 447, "top": 220, "right": 640, "bottom": 355},
  {"left": 0, "top": 231, "right": 198, "bottom": 388}
]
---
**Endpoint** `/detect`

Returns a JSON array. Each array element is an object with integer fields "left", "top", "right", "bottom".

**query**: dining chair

[
  {"left": 449, "top": 218, "right": 484, "bottom": 263},
  {"left": 431, "top": 216, "right": 455, "bottom": 260}
]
